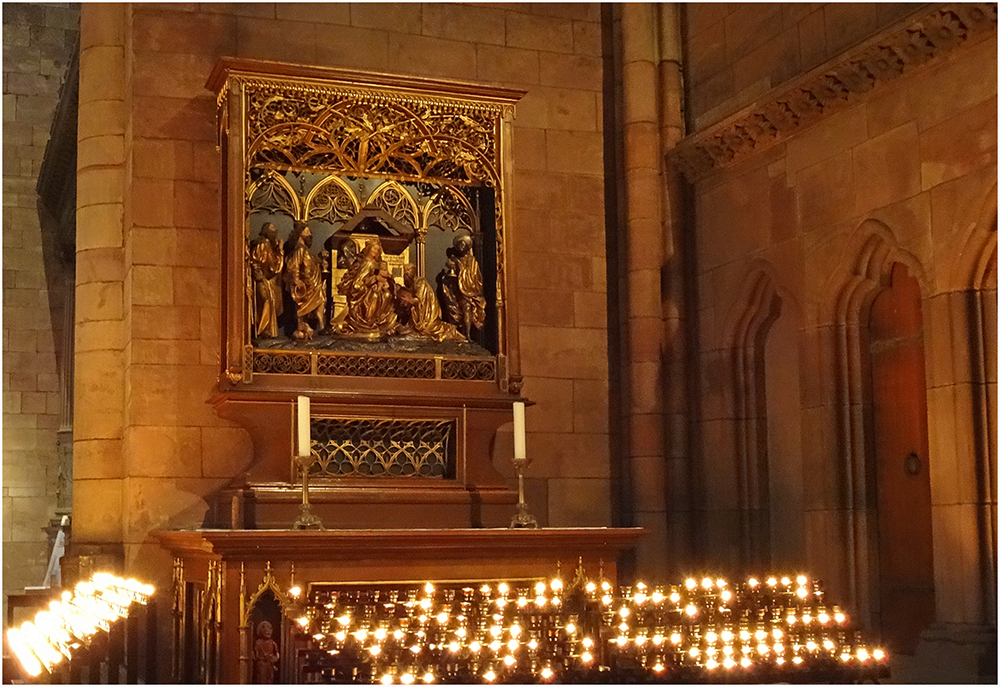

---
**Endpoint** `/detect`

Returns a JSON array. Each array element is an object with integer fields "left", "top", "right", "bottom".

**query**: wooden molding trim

[
  {"left": 206, "top": 56, "right": 526, "bottom": 105},
  {"left": 154, "top": 527, "right": 647, "bottom": 561}
]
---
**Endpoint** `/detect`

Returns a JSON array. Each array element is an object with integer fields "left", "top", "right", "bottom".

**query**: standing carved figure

[
  {"left": 337, "top": 239, "right": 398, "bottom": 338},
  {"left": 252, "top": 621, "right": 279, "bottom": 684},
  {"left": 397, "top": 264, "right": 466, "bottom": 342},
  {"left": 436, "top": 235, "right": 486, "bottom": 339},
  {"left": 326, "top": 238, "right": 360, "bottom": 332},
  {"left": 249, "top": 222, "right": 284, "bottom": 338},
  {"left": 283, "top": 223, "right": 326, "bottom": 340}
]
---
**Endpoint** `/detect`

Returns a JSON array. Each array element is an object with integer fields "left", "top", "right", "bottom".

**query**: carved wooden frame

[{"left": 206, "top": 59, "right": 526, "bottom": 392}]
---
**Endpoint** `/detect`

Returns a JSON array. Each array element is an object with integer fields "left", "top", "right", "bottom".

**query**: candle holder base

[
  {"left": 509, "top": 502, "right": 538, "bottom": 529},
  {"left": 293, "top": 452, "right": 324, "bottom": 530},
  {"left": 509, "top": 455, "right": 538, "bottom": 529},
  {"left": 293, "top": 504, "right": 324, "bottom": 531}
]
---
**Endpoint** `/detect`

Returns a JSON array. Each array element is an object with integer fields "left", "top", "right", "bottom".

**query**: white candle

[
  {"left": 297, "top": 395, "right": 310, "bottom": 457},
  {"left": 513, "top": 401, "right": 526, "bottom": 463}
]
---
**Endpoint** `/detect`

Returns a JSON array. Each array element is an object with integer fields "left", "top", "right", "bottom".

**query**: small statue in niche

[
  {"left": 283, "top": 222, "right": 326, "bottom": 340},
  {"left": 396, "top": 263, "right": 466, "bottom": 342},
  {"left": 252, "top": 620, "right": 279, "bottom": 684},
  {"left": 436, "top": 234, "right": 486, "bottom": 340},
  {"left": 337, "top": 238, "right": 398, "bottom": 338},
  {"left": 249, "top": 222, "right": 284, "bottom": 338}
]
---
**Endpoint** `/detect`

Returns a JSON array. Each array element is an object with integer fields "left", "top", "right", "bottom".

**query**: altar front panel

[{"left": 157, "top": 528, "right": 644, "bottom": 684}]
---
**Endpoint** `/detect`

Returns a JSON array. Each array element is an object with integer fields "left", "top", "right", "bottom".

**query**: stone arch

[
  {"left": 829, "top": 219, "right": 928, "bottom": 623},
  {"left": 968, "top": 183, "right": 998, "bottom": 290},
  {"left": 943, "top": 182, "right": 997, "bottom": 292},
  {"left": 724, "top": 262, "right": 803, "bottom": 567}
]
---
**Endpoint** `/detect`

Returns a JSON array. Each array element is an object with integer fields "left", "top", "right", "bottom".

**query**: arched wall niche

[
  {"left": 723, "top": 262, "right": 804, "bottom": 570},
  {"left": 944, "top": 182, "right": 997, "bottom": 292},
  {"left": 828, "top": 219, "right": 928, "bottom": 626}
]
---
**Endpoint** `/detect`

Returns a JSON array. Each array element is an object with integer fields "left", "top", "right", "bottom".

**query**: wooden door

[{"left": 868, "top": 262, "right": 935, "bottom": 654}]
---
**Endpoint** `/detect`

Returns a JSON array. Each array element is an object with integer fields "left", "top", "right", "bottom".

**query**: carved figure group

[
  {"left": 338, "top": 239, "right": 399, "bottom": 338},
  {"left": 250, "top": 224, "right": 485, "bottom": 344},
  {"left": 398, "top": 264, "right": 465, "bottom": 342}
]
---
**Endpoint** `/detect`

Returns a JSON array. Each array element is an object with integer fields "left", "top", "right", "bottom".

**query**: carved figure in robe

[
  {"left": 252, "top": 621, "right": 279, "bottom": 684},
  {"left": 249, "top": 222, "right": 284, "bottom": 338},
  {"left": 282, "top": 223, "right": 326, "bottom": 340},
  {"left": 436, "top": 234, "right": 486, "bottom": 339},
  {"left": 337, "top": 239, "right": 398, "bottom": 337},
  {"left": 397, "top": 264, "right": 466, "bottom": 342},
  {"left": 327, "top": 238, "right": 360, "bottom": 332}
]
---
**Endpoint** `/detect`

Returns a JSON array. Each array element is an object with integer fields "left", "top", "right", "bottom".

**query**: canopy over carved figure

[{"left": 333, "top": 208, "right": 414, "bottom": 256}]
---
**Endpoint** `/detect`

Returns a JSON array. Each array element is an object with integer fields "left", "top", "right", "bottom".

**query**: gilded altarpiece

[
  {"left": 153, "top": 60, "right": 649, "bottom": 687},
  {"left": 206, "top": 59, "right": 526, "bottom": 530}
]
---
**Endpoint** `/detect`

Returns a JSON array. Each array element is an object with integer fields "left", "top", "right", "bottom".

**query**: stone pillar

[
  {"left": 618, "top": 3, "right": 668, "bottom": 574},
  {"left": 2, "top": 1, "right": 80, "bottom": 613},
  {"left": 656, "top": 2, "right": 693, "bottom": 572},
  {"left": 66, "top": 1, "right": 130, "bottom": 577},
  {"left": 56, "top": 286, "right": 74, "bottom": 515},
  {"left": 909, "top": 282, "right": 998, "bottom": 682}
]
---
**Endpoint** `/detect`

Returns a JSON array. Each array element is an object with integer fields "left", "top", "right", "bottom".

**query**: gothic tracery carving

[{"left": 245, "top": 86, "right": 500, "bottom": 186}]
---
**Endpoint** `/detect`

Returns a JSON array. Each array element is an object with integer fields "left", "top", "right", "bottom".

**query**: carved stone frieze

[{"left": 671, "top": 3, "right": 998, "bottom": 180}]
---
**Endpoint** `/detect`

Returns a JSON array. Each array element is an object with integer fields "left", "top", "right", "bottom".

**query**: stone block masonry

[
  {"left": 2, "top": 2, "right": 80, "bottom": 622},
  {"left": 65, "top": 3, "right": 612, "bottom": 593}
]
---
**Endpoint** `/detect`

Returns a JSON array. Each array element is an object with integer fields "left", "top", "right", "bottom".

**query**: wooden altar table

[{"left": 155, "top": 527, "right": 645, "bottom": 683}]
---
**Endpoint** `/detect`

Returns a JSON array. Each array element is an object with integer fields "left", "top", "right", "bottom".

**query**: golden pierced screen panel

[{"left": 309, "top": 418, "right": 454, "bottom": 478}]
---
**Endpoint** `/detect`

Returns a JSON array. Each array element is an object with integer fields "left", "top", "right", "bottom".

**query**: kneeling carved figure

[{"left": 396, "top": 263, "right": 466, "bottom": 342}]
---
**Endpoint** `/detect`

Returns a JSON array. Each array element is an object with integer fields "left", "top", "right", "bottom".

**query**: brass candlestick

[
  {"left": 509, "top": 454, "right": 538, "bottom": 529},
  {"left": 293, "top": 452, "right": 324, "bottom": 530}
]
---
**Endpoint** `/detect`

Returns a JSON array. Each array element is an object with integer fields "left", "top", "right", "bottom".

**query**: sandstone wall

[
  {"left": 683, "top": 2, "right": 927, "bottom": 130},
  {"left": 2, "top": 1, "right": 79, "bottom": 617},
  {"left": 74, "top": 2, "right": 610, "bottom": 584},
  {"left": 689, "top": 22, "right": 997, "bottom": 620}
]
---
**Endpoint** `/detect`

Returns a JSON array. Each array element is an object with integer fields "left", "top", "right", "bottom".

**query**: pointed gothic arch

[
  {"left": 724, "top": 262, "right": 804, "bottom": 568},
  {"left": 829, "top": 219, "right": 928, "bottom": 624}
]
